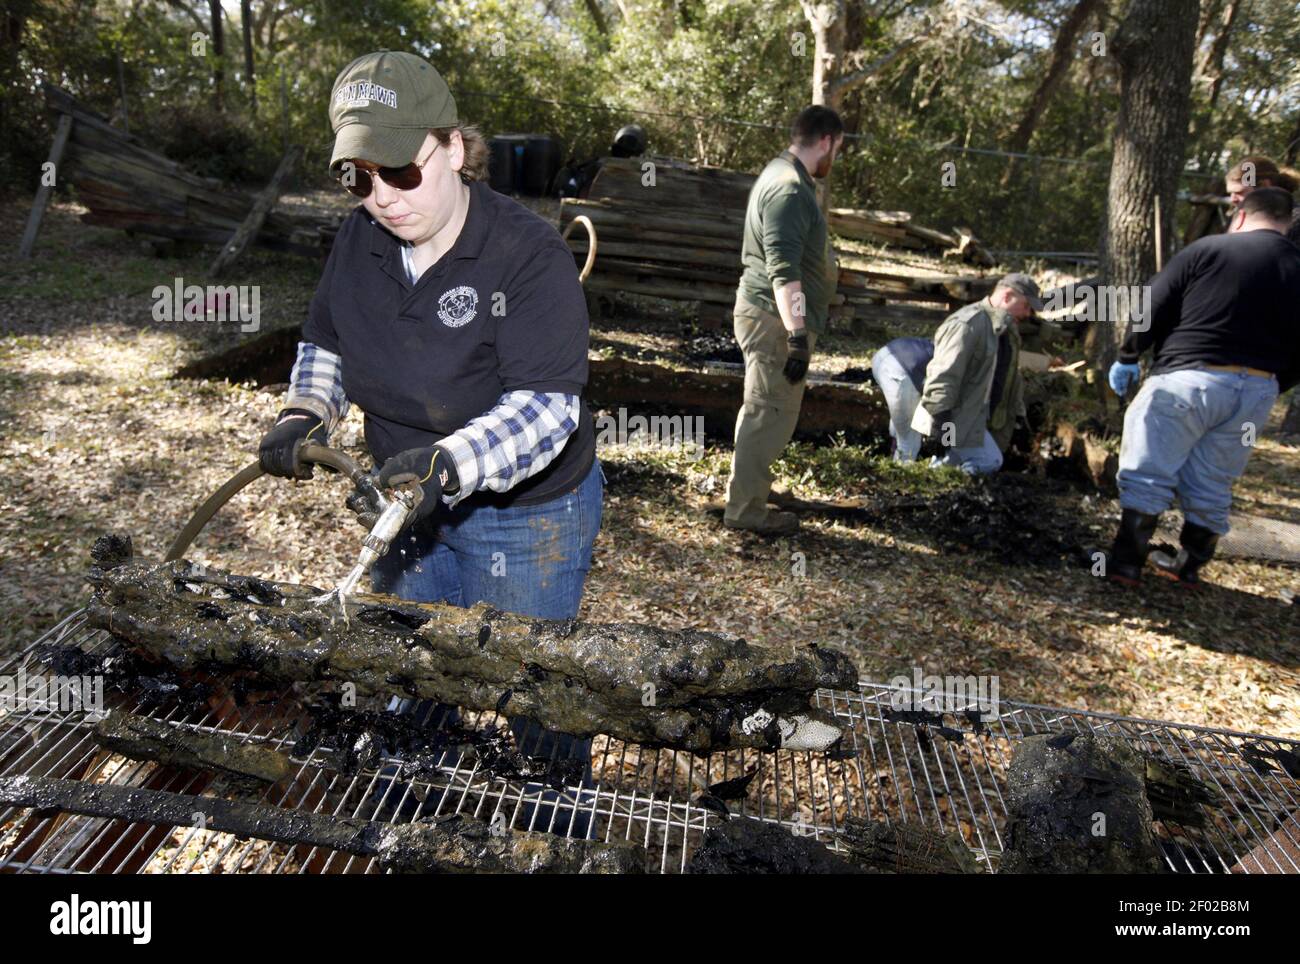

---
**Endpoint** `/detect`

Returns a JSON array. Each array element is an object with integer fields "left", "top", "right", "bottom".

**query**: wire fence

[
  {"left": 28, "top": 61, "right": 1221, "bottom": 252},
  {"left": 453, "top": 88, "right": 1212, "bottom": 252}
]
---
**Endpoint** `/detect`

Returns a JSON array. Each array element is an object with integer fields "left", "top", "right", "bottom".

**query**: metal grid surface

[{"left": 2, "top": 609, "right": 1297, "bottom": 874}]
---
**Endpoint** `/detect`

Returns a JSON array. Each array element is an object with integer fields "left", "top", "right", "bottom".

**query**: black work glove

[
  {"left": 258, "top": 409, "right": 324, "bottom": 479},
  {"left": 920, "top": 410, "right": 954, "bottom": 458},
  {"left": 783, "top": 331, "right": 810, "bottom": 383},
  {"left": 376, "top": 445, "right": 460, "bottom": 522},
  {"left": 926, "top": 410, "right": 954, "bottom": 440},
  {"left": 1011, "top": 416, "right": 1033, "bottom": 453},
  {"left": 345, "top": 474, "right": 385, "bottom": 530}
]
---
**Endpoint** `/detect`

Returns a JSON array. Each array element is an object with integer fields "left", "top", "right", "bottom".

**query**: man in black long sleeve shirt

[
  {"left": 1116, "top": 207, "right": 1300, "bottom": 392},
  {"left": 1104, "top": 187, "right": 1300, "bottom": 586}
]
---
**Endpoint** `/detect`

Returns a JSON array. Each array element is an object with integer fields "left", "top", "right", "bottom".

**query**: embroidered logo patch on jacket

[{"left": 437, "top": 286, "right": 478, "bottom": 328}]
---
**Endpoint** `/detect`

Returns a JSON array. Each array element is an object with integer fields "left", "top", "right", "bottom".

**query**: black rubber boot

[
  {"left": 1151, "top": 520, "right": 1219, "bottom": 588},
  {"left": 1107, "top": 508, "right": 1160, "bottom": 585}
]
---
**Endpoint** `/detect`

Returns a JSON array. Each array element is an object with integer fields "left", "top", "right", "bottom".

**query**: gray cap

[
  {"left": 998, "top": 272, "right": 1044, "bottom": 310},
  {"left": 328, "top": 51, "right": 459, "bottom": 174}
]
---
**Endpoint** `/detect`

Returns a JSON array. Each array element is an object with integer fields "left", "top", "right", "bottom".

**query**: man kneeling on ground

[{"left": 910, "top": 273, "right": 1042, "bottom": 474}]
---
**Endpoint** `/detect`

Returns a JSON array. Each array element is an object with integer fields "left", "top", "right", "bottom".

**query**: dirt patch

[
  {"left": 869, "top": 473, "right": 1104, "bottom": 567},
  {"left": 680, "top": 330, "right": 744, "bottom": 366}
]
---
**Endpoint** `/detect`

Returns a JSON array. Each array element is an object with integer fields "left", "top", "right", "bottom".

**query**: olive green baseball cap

[{"left": 328, "top": 51, "right": 459, "bottom": 174}]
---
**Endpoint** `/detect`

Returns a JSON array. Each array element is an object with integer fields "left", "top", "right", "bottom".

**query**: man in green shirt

[{"left": 724, "top": 106, "right": 844, "bottom": 534}]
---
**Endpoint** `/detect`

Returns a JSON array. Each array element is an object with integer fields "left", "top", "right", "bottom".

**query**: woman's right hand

[{"left": 258, "top": 409, "right": 325, "bottom": 479}]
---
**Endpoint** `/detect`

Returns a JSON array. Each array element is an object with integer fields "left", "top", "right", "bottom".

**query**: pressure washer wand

[
  {"left": 350, "top": 486, "right": 420, "bottom": 583},
  {"left": 310, "top": 482, "right": 422, "bottom": 620}
]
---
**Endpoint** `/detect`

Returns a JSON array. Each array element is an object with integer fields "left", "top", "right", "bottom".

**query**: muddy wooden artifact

[
  {"left": 998, "top": 733, "right": 1165, "bottom": 874},
  {"left": 93, "top": 710, "right": 294, "bottom": 787},
  {"left": 0, "top": 776, "right": 642, "bottom": 874},
  {"left": 840, "top": 818, "right": 983, "bottom": 873},
  {"left": 85, "top": 536, "right": 856, "bottom": 755},
  {"left": 686, "top": 817, "right": 867, "bottom": 874}
]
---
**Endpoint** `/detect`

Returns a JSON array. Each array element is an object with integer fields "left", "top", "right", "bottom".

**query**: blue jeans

[
  {"left": 872, "top": 346, "right": 923, "bottom": 462},
  {"left": 933, "top": 430, "right": 1003, "bottom": 475},
  {"left": 372, "top": 458, "right": 604, "bottom": 619},
  {"left": 370, "top": 458, "right": 604, "bottom": 829},
  {"left": 1117, "top": 368, "right": 1277, "bottom": 534}
]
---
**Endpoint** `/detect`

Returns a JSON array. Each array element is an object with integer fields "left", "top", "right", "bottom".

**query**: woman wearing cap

[{"left": 257, "top": 52, "right": 602, "bottom": 805}]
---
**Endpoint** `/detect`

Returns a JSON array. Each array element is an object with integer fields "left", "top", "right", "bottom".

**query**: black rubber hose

[{"left": 164, "top": 443, "right": 371, "bottom": 562}]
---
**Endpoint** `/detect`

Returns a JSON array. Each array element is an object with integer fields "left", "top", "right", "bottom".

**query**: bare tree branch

[
  {"left": 164, "top": 0, "right": 208, "bottom": 37},
  {"left": 582, "top": 0, "right": 609, "bottom": 37},
  {"left": 1000, "top": 0, "right": 1103, "bottom": 186},
  {"left": 829, "top": 28, "right": 933, "bottom": 97}
]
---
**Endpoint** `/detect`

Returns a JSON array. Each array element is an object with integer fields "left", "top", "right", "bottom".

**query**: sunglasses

[{"left": 336, "top": 143, "right": 437, "bottom": 198}]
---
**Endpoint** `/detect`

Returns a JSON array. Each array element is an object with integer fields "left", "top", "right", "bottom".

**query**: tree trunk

[
  {"left": 798, "top": 0, "right": 846, "bottom": 213},
  {"left": 582, "top": 0, "right": 610, "bottom": 43},
  {"left": 241, "top": 0, "right": 256, "bottom": 111},
  {"left": 1095, "top": 0, "right": 1198, "bottom": 376},
  {"left": 1000, "top": 0, "right": 1103, "bottom": 188},
  {"left": 1, "top": 1, "right": 30, "bottom": 168},
  {"left": 1282, "top": 392, "right": 1300, "bottom": 439},
  {"left": 209, "top": 0, "right": 225, "bottom": 111},
  {"left": 799, "top": 0, "right": 845, "bottom": 109},
  {"left": 658, "top": 0, "right": 676, "bottom": 37}
]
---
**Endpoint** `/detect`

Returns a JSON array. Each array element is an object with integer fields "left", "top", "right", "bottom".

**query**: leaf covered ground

[{"left": 2, "top": 198, "right": 1297, "bottom": 741}]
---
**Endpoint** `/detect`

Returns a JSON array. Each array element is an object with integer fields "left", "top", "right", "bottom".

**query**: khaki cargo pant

[{"left": 724, "top": 295, "right": 817, "bottom": 527}]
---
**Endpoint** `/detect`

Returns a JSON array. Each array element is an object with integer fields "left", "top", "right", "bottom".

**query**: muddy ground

[{"left": 2, "top": 197, "right": 1297, "bottom": 739}]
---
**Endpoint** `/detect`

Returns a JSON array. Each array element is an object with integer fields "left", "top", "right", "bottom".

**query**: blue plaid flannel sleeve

[
  {"left": 436, "top": 391, "right": 579, "bottom": 505},
  {"left": 285, "top": 341, "right": 349, "bottom": 431}
]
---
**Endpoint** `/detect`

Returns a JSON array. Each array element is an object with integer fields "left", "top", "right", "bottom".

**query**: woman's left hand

[{"left": 377, "top": 445, "right": 460, "bottom": 520}]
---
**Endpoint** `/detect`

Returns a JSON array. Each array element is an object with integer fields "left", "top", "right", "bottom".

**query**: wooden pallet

[{"left": 560, "top": 156, "right": 996, "bottom": 325}]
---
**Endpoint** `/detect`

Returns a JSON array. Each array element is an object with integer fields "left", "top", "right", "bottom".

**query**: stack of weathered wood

[
  {"left": 560, "top": 157, "right": 753, "bottom": 307},
  {"left": 42, "top": 84, "right": 336, "bottom": 256},
  {"left": 560, "top": 156, "right": 997, "bottom": 328},
  {"left": 827, "top": 208, "right": 995, "bottom": 267}
]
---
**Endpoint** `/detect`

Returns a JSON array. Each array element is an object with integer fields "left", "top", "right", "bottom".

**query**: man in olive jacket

[
  {"left": 914, "top": 274, "right": 1042, "bottom": 474},
  {"left": 724, "top": 106, "right": 844, "bottom": 534}
]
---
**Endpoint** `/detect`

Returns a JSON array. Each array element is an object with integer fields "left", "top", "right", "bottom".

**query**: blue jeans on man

[
  {"left": 871, "top": 345, "right": 925, "bottom": 462},
  {"left": 934, "top": 431, "right": 1003, "bottom": 475},
  {"left": 1117, "top": 368, "right": 1277, "bottom": 534},
  {"left": 369, "top": 458, "right": 604, "bottom": 834}
]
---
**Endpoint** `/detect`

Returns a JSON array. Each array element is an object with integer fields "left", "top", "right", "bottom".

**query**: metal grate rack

[{"left": 2, "top": 609, "right": 1297, "bottom": 874}]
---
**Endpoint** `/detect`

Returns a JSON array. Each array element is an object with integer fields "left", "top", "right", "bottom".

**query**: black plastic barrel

[
  {"left": 521, "top": 136, "right": 561, "bottom": 196},
  {"left": 489, "top": 134, "right": 564, "bottom": 196},
  {"left": 488, "top": 134, "right": 529, "bottom": 194}
]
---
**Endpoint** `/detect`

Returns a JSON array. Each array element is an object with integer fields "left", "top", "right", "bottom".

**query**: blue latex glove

[{"left": 1108, "top": 362, "right": 1141, "bottom": 397}]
